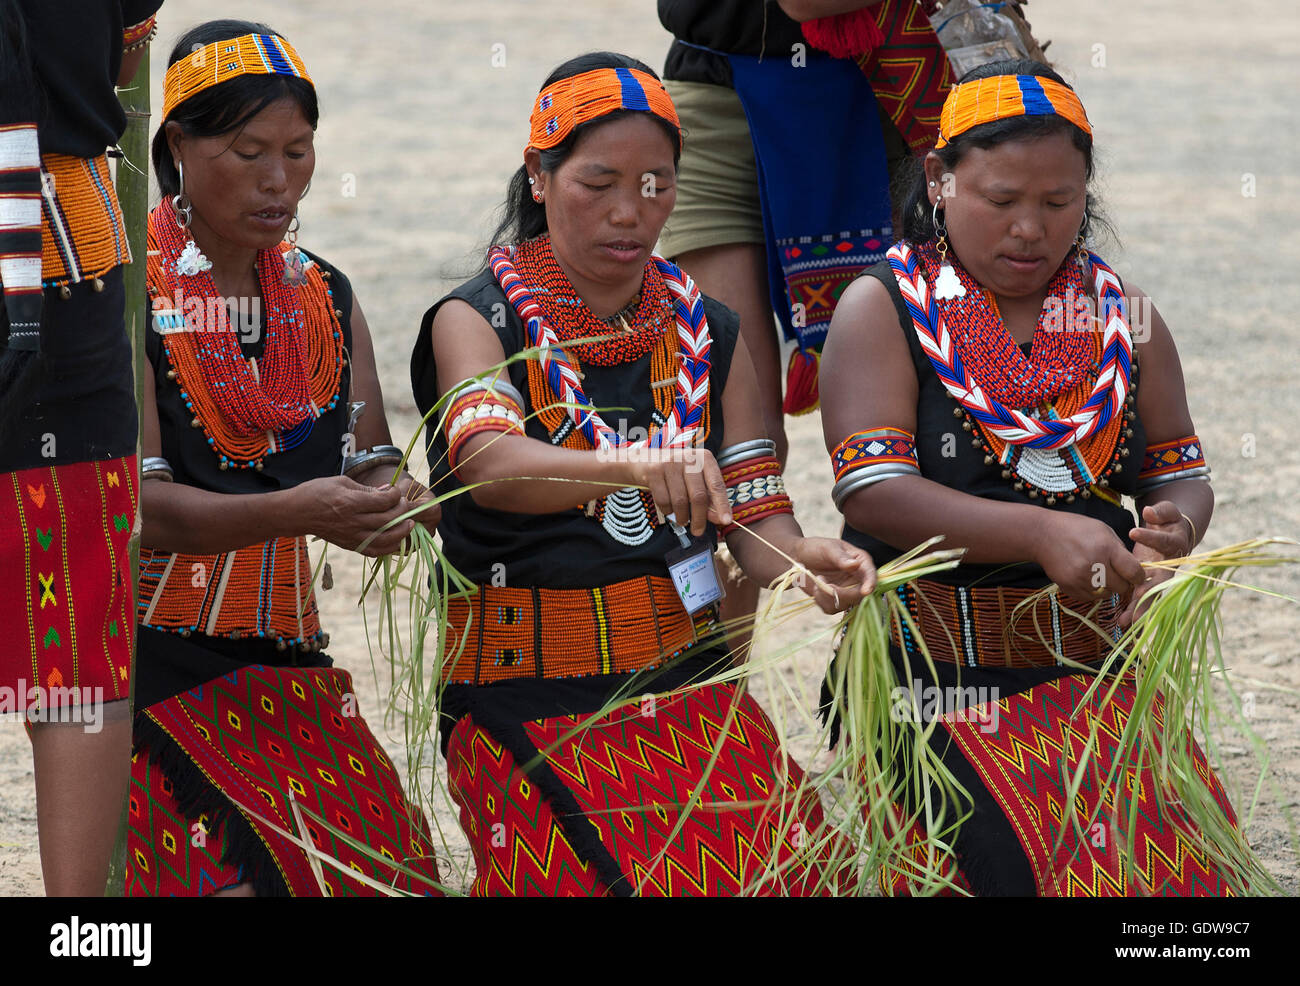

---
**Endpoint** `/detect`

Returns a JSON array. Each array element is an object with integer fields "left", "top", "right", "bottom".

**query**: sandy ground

[{"left": 2, "top": 0, "right": 1297, "bottom": 896}]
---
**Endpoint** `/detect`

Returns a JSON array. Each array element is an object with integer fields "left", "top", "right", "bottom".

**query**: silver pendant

[
  {"left": 934, "top": 263, "right": 966, "bottom": 301},
  {"left": 282, "top": 247, "right": 309, "bottom": 287},
  {"left": 176, "top": 239, "right": 213, "bottom": 277}
]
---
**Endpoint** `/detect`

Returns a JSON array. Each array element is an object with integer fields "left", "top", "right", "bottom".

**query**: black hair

[
  {"left": 0, "top": 0, "right": 43, "bottom": 442},
  {"left": 900, "top": 59, "right": 1110, "bottom": 244},
  {"left": 151, "top": 19, "right": 319, "bottom": 200},
  {"left": 486, "top": 51, "right": 682, "bottom": 251}
]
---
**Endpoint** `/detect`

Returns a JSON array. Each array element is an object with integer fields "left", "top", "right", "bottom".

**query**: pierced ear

[
  {"left": 922, "top": 152, "right": 948, "bottom": 202},
  {"left": 164, "top": 120, "right": 185, "bottom": 163}
]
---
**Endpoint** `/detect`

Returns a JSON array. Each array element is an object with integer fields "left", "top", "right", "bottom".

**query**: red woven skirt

[
  {"left": 127, "top": 664, "right": 443, "bottom": 896},
  {"left": 0, "top": 455, "right": 137, "bottom": 710},
  {"left": 881, "top": 672, "right": 1243, "bottom": 896},
  {"left": 447, "top": 681, "right": 842, "bottom": 896}
]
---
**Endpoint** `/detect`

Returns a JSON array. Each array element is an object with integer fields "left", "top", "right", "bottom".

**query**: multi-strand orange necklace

[
  {"left": 959, "top": 289, "right": 1132, "bottom": 505},
  {"left": 146, "top": 204, "right": 344, "bottom": 471}
]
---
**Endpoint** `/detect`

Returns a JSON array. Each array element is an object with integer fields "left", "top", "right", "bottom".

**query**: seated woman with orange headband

[
  {"left": 821, "top": 62, "right": 1244, "bottom": 896},
  {"left": 412, "top": 52, "right": 876, "bottom": 896},
  {"left": 127, "top": 20, "right": 442, "bottom": 896}
]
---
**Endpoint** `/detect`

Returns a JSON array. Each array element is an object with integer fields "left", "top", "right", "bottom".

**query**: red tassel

[
  {"left": 782, "top": 348, "right": 821, "bottom": 416},
  {"left": 800, "top": 10, "right": 886, "bottom": 59}
]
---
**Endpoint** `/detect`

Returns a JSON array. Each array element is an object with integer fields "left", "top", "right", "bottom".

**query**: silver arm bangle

[
  {"left": 141, "top": 456, "right": 174, "bottom": 482},
  {"left": 446, "top": 375, "right": 526, "bottom": 410},
  {"left": 343, "top": 444, "right": 405, "bottom": 480},
  {"left": 1135, "top": 465, "right": 1212, "bottom": 499},
  {"left": 716, "top": 438, "right": 777, "bottom": 469},
  {"left": 832, "top": 463, "right": 920, "bottom": 511}
]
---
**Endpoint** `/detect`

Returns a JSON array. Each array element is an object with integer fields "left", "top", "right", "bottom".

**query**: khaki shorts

[{"left": 657, "top": 79, "right": 766, "bottom": 259}]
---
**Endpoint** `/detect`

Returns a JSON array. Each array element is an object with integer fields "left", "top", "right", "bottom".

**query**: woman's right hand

[
  {"left": 1032, "top": 510, "right": 1148, "bottom": 603},
  {"left": 625, "top": 447, "right": 732, "bottom": 537},
  {"left": 290, "top": 475, "right": 419, "bottom": 556}
]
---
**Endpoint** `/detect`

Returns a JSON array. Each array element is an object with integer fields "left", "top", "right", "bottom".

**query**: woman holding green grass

[
  {"left": 820, "top": 59, "right": 1243, "bottom": 895},
  {"left": 127, "top": 19, "right": 442, "bottom": 896},
  {"left": 411, "top": 51, "right": 876, "bottom": 896}
]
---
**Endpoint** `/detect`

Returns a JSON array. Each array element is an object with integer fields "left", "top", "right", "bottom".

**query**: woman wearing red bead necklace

[
  {"left": 820, "top": 59, "right": 1241, "bottom": 895},
  {"left": 127, "top": 20, "right": 442, "bottom": 896},
  {"left": 411, "top": 52, "right": 876, "bottom": 896}
]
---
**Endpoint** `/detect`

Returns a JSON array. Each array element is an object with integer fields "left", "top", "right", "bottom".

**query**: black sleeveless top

[
  {"left": 842, "top": 260, "right": 1147, "bottom": 589},
  {"left": 411, "top": 267, "right": 741, "bottom": 590},
  {"left": 137, "top": 251, "right": 354, "bottom": 708},
  {"left": 146, "top": 250, "right": 355, "bottom": 493}
]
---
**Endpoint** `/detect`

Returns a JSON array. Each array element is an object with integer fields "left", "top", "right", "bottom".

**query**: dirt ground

[{"left": 2, "top": 0, "right": 1296, "bottom": 896}]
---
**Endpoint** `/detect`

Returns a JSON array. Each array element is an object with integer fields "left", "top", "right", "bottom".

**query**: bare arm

[
  {"left": 117, "top": 47, "right": 147, "bottom": 88},
  {"left": 1119, "top": 283, "right": 1214, "bottom": 624},
  {"left": 820, "top": 275, "right": 1145, "bottom": 600},
  {"left": 141, "top": 337, "right": 417, "bottom": 557},
  {"left": 721, "top": 334, "right": 875, "bottom": 606},
  {"left": 429, "top": 297, "right": 730, "bottom": 527},
  {"left": 1127, "top": 282, "right": 1213, "bottom": 547}
]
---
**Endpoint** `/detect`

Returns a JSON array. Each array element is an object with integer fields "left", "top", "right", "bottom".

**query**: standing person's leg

[
  {"left": 659, "top": 80, "right": 781, "bottom": 656},
  {"left": 672, "top": 243, "right": 786, "bottom": 466},
  {"left": 29, "top": 702, "right": 131, "bottom": 895}
]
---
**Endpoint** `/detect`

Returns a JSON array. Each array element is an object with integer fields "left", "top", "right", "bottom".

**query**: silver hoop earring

[
  {"left": 528, "top": 176, "right": 536, "bottom": 185},
  {"left": 171, "top": 159, "right": 193, "bottom": 230},
  {"left": 170, "top": 159, "right": 213, "bottom": 276},
  {"left": 299, "top": 180, "right": 311, "bottom": 201}
]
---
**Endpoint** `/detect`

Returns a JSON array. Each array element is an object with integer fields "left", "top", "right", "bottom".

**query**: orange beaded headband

[
  {"left": 527, "top": 67, "right": 680, "bottom": 156},
  {"left": 162, "top": 33, "right": 313, "bottom": 120},
  {"left": 936, "top": 74, "right": 1091, "bottom": 148}
]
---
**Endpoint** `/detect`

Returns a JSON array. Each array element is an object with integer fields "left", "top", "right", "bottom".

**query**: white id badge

[{"left": 663, "top": 515, "right": 724, "bottom": 615}]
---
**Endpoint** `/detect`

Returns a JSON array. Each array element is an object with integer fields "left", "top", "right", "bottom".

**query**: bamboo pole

[{"left": 104, "top": 47, "right": 149, "bottom": 898}]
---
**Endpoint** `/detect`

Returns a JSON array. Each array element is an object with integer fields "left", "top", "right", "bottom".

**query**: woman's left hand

[
  {"left": 395, "top": 473, "right": 441, "bottom": 531},
  {"left": 1118, "top": 500, "right": 1194, "bottom": 628},
  {"left": 790, "top": 538, "right": 877, "bottom": 614}
]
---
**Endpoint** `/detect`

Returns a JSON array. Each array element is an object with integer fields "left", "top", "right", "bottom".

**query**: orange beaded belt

[
  {"left": 440, "top": 575, "right": 718, "bottom": 685},
  {"left": 890, "top": 578, "right": 1122, "bottom": 669},
  {"left": 137, "top": 536, "right": 325, "bottom": 653},
  {"left": 40, "top": 152, "right": 131, "bottom": 292}
]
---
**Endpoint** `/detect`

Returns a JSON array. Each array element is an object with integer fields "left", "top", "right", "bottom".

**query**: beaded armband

[
  {"left": 0, "top": 123, "right": 43, "bottom": 351},
  {"left": 1136, "top": 435, "right": 1210, "bottom": 497},
  {"left": 831, "top": 427, "right": 920, "bottom": 511},
  {"left": 715, "top": 439, "right": 793, "bottom": 536},
  {"left": 444, "top": 377, "right": 527, "bottom": 472},
  {"left": 123, "top": 15, "right": 158, "bottom": 51}
]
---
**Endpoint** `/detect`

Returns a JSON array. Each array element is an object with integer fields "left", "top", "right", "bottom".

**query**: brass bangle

[{"left": 1179, "top": 511, "right": 1198, "bottom": 553}]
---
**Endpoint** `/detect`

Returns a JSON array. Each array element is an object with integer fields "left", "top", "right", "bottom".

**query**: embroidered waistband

[
  {"left": 137, "top": 535, "right": 324, "bottom": 651},
  {"left": 440, "top": 575, "right": 717, "bottom": 685},
  {"left": 40, "top": 153, "right": 131, "bottom": 290},
  {"left": 892, "top": 578, "right": 1121, "bottom": 669}
]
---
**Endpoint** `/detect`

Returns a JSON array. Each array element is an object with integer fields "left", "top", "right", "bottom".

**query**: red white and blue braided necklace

[
  {"left": 489, "top": 243, "right": 711, "bottom": 450},
  {"left": 887, "top": 241, "right": 1132, "bottom": 450}
]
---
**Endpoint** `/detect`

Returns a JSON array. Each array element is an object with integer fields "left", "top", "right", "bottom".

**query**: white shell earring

[
  {"left": 172, "top": 161, "right": 213, "bottom": 277},
  {"left": 932, "top": 197, "right": 965, "bottom": 301}
]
